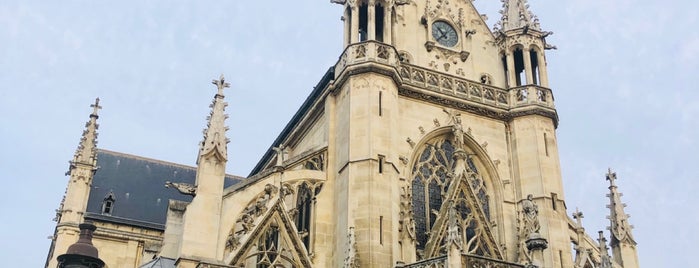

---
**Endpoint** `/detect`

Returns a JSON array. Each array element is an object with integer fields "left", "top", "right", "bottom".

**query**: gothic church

[{"left": 47, "top": 1, "right": 639, "bottom": 267}]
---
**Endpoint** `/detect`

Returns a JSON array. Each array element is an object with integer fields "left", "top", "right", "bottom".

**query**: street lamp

[{"left": 56, "top": 222, "right": 105, "bottom": 268}]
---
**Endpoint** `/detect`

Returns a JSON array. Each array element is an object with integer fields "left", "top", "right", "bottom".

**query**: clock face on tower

[{"left": 431, "top": 21, "right": 458, "bottom": 47}]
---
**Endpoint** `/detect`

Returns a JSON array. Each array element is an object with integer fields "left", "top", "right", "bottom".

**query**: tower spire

[
  {"left": 495, "top": 0, "right": 541, "bottom": 32},
  {"left": 68, "top": 98, "right": 101, "bottom": 172},
  {"left": 198, "top": 74, "right": 230, "bottom": 164},
  {"left": 605, "top": 168, "right": 639, "bottom": 268}
]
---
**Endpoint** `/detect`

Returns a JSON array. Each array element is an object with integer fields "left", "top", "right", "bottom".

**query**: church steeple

[
  {"left": 197, "top": 74, "right": 230, "bottom": 164},
  {"left": 495, "top": 0, "right": 541, "bottom": 32},
  {"left": 605, "top": 169, "right": 639, "bottom": 268}
]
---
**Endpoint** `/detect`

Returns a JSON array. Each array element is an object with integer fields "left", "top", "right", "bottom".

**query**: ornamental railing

[
  {"left": 334, "top": 40, "right": 400, "bottom": 76},
  {"left": 402, "top": 256, "right": 447, "bottom": 268},
  {"left": 335, "top": 42, "right": 555, "bottom": 111},
  {"left": 400, "top": 254, "right": 524, "bottom": 268},
  {"left": 462, "top": 254, "right": 526, "bottom": 268}
]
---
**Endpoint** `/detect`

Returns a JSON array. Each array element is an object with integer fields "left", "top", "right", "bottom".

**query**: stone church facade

[{"left": 46, "top": 1, "right": 639, "bottom": 267}]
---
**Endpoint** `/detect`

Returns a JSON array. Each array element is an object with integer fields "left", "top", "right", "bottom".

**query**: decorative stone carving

[
  {"left": 164, "top": 181, "right": 197, "bottom": 196},
  {"left": 303, "top": 153, "right": 325, "bottom": 171},
  {"left": 273, "top": 145, "right": 288, "bottom": 168},
  {"left": 444, "top": 201, "right": 462, "bottom": 249},
  {"left": 407, "top": 138, "right": 416, "bottom": 148},
  {"left": 425, "top": 0, "right": 464, "bottom": 28},
  {"left": 399, "top": 185, "right": 417, "bottom": 241},
  {"left": 225, "top": 184, "right": 279, "bottom": 252},
  {"left": 344, "top": 227, "right": 359, "bottom": 268}
]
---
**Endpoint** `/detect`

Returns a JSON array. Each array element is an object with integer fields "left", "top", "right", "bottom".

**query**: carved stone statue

[
  {"left": 446, "top": 201, "right": 462, "bottom": 249},
  {"left": 273, "top": 145, "right": 287, "bottom": 168},
  {"left": 443, "top": 108, "right": 465, "bottom": 149},
  {"left": 521, "top": 194, "right": 540, "bottom": 235},
  {"left": 165, "top": 181, "right": 197, "bottom": 196}
]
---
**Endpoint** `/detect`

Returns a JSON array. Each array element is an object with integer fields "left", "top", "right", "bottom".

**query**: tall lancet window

[
  {"left": 410, "top": 138, "right": 491, "bottom": 254},
  {"left": 358, "top": 3, "right": 368, "bottom": 41},
  {"left": 375, "top": 3, "right": 385, "bottom": 42},
  {"left": 296, "top": 183, "right": 313, "bottom": 249},
  {"left": 101, "top": 191, "right": 116, "bottom": 215}
]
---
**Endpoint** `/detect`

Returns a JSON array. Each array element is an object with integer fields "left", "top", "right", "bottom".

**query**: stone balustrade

[
  {"left": 462, "top": 254, "right": 526, "bottom": 268},
  {"left": 335, "top": 42, "right": 556, "bottom": 113},
  {"left": 335, "top": 40, "right": 400, "bottom": 76},
  {"left": 399, "top": 254, "right": 525, "bottom": 268},
  {"left": 401, "top": 255, "right": 447, "bottom": 268}
]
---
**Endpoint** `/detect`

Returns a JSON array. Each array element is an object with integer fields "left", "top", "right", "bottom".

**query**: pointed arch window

[
  {"left": 295, "top": 183, "right": 313, "bottom": 249},
  {"left": 410, "top": 139, "right": 491, "bottom": 254},
  {"left": 101, "top": 191, "right": 116, "bottom": 215}
]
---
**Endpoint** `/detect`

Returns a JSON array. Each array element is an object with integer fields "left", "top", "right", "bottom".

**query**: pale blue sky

[{"left": 1, "top": 1, "right": 696, "bottom": 266}]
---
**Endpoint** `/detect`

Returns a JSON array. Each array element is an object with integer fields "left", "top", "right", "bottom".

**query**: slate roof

[{"left": 85, "top": 149, "right": 242, "bottom": 230}]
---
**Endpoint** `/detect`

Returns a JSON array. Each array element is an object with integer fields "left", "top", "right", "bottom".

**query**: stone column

[
  {"left": 351, "top": 6, "right": 359, "bottom": 43},
  {"left": 506, "top": 51, "right": 516, "bottom": 88},
  {"left": 344, "top": 7, "right": 351, "bottom": 47},
  {"left": 523, "top": 48, "right": 534, "bottom": 85},
  {"left": 368, "top": 0, "right": 376, "bottom": 40},
  {"left": 537, "top": 50, "right": 549, "bottom": 87},
  {"left": 384, "top": 5, "right": 392, "bottom": 44}
]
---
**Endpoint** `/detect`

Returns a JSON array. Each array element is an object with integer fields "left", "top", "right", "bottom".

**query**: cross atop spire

[
  {"left": 90, "top": 98, "right": 102, "bottom": 117},
  {"left": 212, "top": 74, "right": 230, "bottom": 97},
  {"left": 495, "top": 0, "right": 542, "bottom": 32},
  {"left": 606, "top": 168, "right": 617, "bottom": 187}
]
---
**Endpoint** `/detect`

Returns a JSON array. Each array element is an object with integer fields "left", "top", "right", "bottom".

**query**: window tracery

[
  {"left": 410, "top": 137, "right": 492, "bottom": 257},
  {"left": 256, "top": 225, "right": 280, "bottom": 268}
]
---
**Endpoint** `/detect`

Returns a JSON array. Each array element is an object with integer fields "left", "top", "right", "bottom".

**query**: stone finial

[
  {"left": 597, "top": 231, "right": 613, "bottom": 268},
  {"left": 605, "top": 168, "right": 617, "bottom": 187},
  {"left": 605, "top": 169, "right": 636, "bottom": 247},
  {"left": 198, "top": 75, "right": 230, "bottom": 163},
  {"left": 90, "top": 98, "right": 102, "bottom": 117},
  {"left": 572, "top": 207, "right": 584, "bottom": 228},
  {"left": 212, "top": 74, "right": 230, "bottom": 96},
  {"left": 68, "top": 98, "right": 101, "bottom": 174}
]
